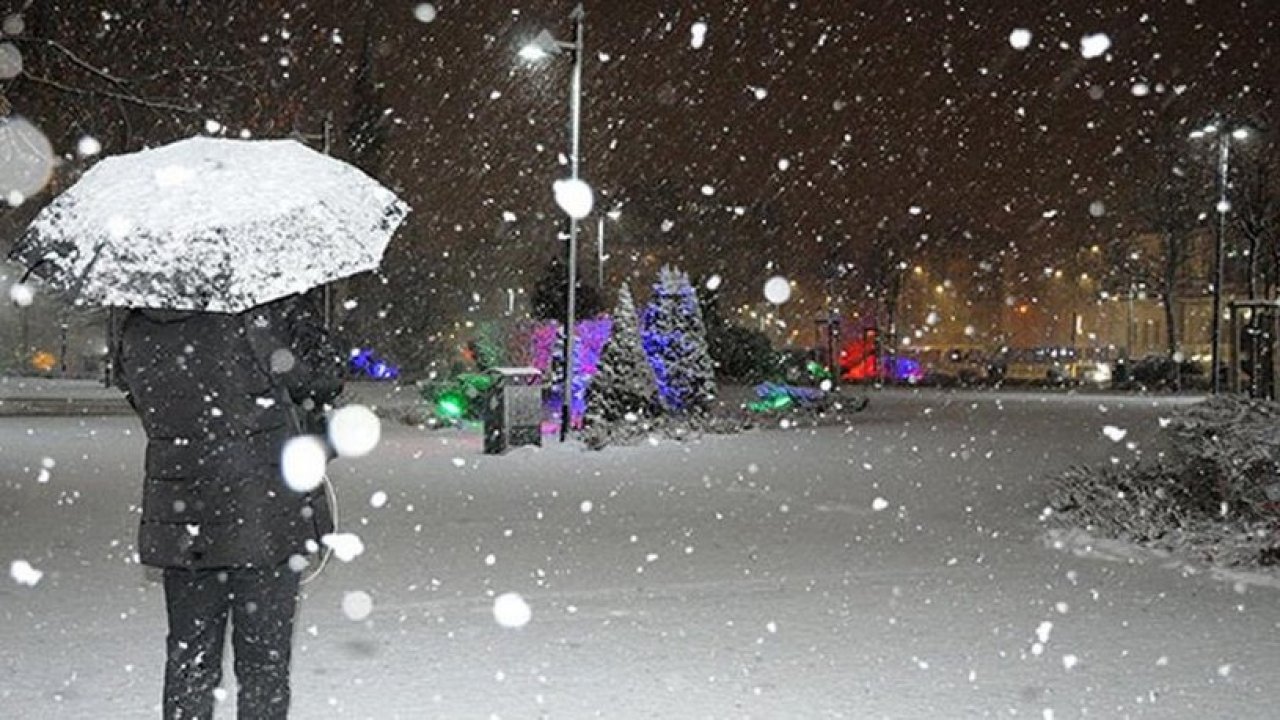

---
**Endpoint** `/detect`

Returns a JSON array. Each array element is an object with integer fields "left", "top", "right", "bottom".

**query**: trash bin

[{"left": 482, "top": 367, "right": 544, "bottom": 454}]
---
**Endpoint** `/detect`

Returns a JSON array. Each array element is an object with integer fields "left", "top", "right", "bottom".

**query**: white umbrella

[{"left": 9, "top": 135, "right": 410, "bottom": 313}]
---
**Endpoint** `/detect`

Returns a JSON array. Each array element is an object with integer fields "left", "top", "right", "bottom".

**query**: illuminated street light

[
  {"left": 520, "top": 4, "right": 585, "bottom": 441},
  {"left": 518, "top": 29, "right": 568, "bottom": 62}
]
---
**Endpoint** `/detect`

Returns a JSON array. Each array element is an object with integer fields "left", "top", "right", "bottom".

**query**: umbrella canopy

[{"left": 9, "top": 136, "right": 410, "bottom": 313}]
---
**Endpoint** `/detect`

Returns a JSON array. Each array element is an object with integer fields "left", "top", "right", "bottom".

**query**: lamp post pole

[
  {"left": 596, "top": 214, "right": 605, "bottom": 290},
  {"left": 560, "top": 4, "right": 585, "bottom": 442},
  {"left": 1209, "top": 133, "right": 1231, "bottom": 394},
  {"left": 520, "top": 4, "right": 588, "bottom": 440}
]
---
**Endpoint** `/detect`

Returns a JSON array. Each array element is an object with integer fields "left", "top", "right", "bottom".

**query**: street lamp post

[
  {"left": 522, "top": 4, "right": 586, "bottom": 441},
  {"left": 814, "top": 313, "right": 839, "bottom": 391},
  {"left": 1190, "top": 120, "right": 1251, "bottom": 394},
  {"left": 596, "top": 207, "right": 621, "bottom": 290},
  {"left": 596, "top": 214, "right": 605, "bottom": 290}
]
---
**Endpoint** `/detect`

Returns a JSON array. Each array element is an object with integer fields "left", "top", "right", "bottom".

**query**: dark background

[{"left": 2, "top": 0, "right": 1276, "bottom": 367}]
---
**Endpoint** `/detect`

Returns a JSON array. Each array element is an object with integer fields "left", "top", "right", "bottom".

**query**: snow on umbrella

[{"left": 8, "top": 135, "right": 410, "bottom": 313}]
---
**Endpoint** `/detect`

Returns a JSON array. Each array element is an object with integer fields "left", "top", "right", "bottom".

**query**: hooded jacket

[{"left": 115, "top": 294, "right": 343, "bottom": 569}]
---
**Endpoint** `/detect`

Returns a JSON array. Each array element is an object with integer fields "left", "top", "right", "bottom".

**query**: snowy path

[{"left": 2, "top": 389, "right": 1276, "bottom": 719}]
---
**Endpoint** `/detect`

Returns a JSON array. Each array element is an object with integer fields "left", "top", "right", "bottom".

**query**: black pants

[{"left": 162, "top": 565, "right": 301, "bottom": 720}]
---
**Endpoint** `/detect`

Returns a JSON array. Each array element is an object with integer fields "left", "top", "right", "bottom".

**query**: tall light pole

[
  {"left": 1190, "top": 120, "right": 1251, "bottom": 394},
  {"left": 522, "top": 4, "right": 588, "bottom": 441},
  {"left": 596, "top": 207, "right": 620, "bottom": 290},
  {"left": 596, "top": 214, "right": 605, "bottom": 290}
]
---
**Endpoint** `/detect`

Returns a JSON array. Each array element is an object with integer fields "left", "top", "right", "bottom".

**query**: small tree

[
  {"left": 1131, "top": 131, "right": 1201, "bottom": 362},
  {"left": 1235, "top": 148, "right": 1278, "bottom": 298},
  {"left": 344, "top": 15, "right": 389, "bottom": 179},
  {"left": 585, "top": 284, "right": 658, "bottom": 425},
  {"left": 531, "top": 253, "right": 603, "bottom": 323},
  {"left": 640, "top": 265, "right": 715, "bottom": 414},
  {"left": 709, "top": 324, "right": 777, "bottom": 383}
]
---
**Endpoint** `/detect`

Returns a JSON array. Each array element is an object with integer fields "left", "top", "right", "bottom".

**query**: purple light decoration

[
  {"left": 528, "top": 319, "right": 612, "bottom": 428},
  {"left": 895, "top": 357, "right": 923, "bottom": 383},
  {"left": 529, "top": 323, "right": 560, "bottom": 374},
  {"left": 349, "top": 347, "right": 399, "bottom": 381}
]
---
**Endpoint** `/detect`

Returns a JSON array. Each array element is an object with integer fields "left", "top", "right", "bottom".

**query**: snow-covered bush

[
  {"left": 1162, "top": 395, "right": 1280, "bottom": 522},
  {"left": 1048, "top": 395, "right": 1280, "bottom": 566},
  {"left": 581, "top": 409, "right": 748, "bottom": 450},
  {"left": 1049, "top": 463, "right": 1194, "bottom": 543}
]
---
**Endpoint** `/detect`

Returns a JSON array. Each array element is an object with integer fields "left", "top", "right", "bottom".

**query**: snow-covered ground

[{"left": 2, "top": 388, "right": 1276, "bottom": 719}]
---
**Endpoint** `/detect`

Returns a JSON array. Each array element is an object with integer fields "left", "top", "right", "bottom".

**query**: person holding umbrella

[
  {"left": 9, "top": 135, "right": 409, "bottom": 718},
  {"left": 113, "top": 291, "right": 342, "bottom": 718}
]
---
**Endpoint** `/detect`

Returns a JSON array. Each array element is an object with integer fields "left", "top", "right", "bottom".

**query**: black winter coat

[{"left": 115, "top": 295, "right": 344, "bottom": 570}]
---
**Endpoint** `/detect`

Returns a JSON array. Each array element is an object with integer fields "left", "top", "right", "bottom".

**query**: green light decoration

[
  {"left": 747, "top": 392, "right": 794, "bottom": 413},
  {"left": 806, "top": 360, "right": 832, "bottom": 380},
  {"left": 460, "top": 373, "right": 495, "bottom": 393},
  {"left": 430, "top": 372, "right": 497, "bottom": 422},
  {"left": 435, "top": 391, "right": 468, "bottom": 420}
]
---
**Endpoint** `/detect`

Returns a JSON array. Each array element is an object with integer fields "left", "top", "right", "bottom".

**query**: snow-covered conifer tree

[
  {"left": 640, "top": 265, "right": 716, "bottom": 414},
  {"left": 585, "top": 284, "right": 658, "bottom": 426}
]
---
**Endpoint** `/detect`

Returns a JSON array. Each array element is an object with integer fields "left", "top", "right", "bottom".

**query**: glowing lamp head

[
  {"left": 519, "top": 29, "right": 562, "bottom": 63},
  {"left": 519, "top": 44, "right": 549, "bottom": 62}
]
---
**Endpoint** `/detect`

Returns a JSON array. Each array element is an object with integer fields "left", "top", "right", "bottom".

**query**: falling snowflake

[
  {"left": 553, "top": 178, "right": 594, "bottom": 219},
  {"left": 322, "top": 533, "right": 366, "bottom": 562},
  {"left": 690, "top": 21, "right": 707, "bottom": 49},
  {"left": 763, "top": 276, "right": 791, "bottom": 304},
  {"left": 9, "top": 559, "right": 42, "bottom": 587},
  {"left": 8, "top": 282, "right": 34, "bottom": 307},
  {"left": 493, "top": 592, "right": 532, "bottom": 628},
  {"left": 77, "top": 136, "right": 102, "bottom": 157},
  {"left": 1080, "top": 33, "right": 1111, "bottom": 59},
  {"left": 281, "top": 436, "right": 328, "bottom": 492},
  {"left": 328, "top": 404, "right": 381, "bottom": 458},
  {"left": 413, "top": 4, "right": 437, "bottom": 23},
  {"left": 342, "top": 590, "right": 374, "bottom": 621}
]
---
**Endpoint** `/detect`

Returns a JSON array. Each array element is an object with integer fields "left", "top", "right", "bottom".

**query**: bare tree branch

[{"left": 19, "top": 72, "right": 201, "bottom": 113}]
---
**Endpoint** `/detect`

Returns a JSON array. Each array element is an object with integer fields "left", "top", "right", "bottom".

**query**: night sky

[{"left": 3, "top": 0, "right": 1277, "bottom": 357}]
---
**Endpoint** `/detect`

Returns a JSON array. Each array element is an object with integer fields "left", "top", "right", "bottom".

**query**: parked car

[
  {"left": 989, "top": 347, "right": 1072, "bottom": 385},
  {"left": 908, "top": 346, "right": 994, "bottom": 385}
]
